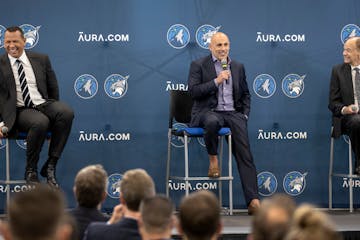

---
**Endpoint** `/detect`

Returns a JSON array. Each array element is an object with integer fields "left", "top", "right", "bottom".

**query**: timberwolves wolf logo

[
  {"left": 16, "top": 139, "right": 27, "bottom": 150},
  {"left": 282, "top": 74, "right": 305, "bottom": 98},
  {"left": 171, "top": 122, "right": 191, "bottom": 148},
  {"left": 20, "top": 24, "right": 41, "bottom": 49},
  {"left": 74, "top": 74, "right": 98, "bottom": 99},
  {"left": 167, "top": 24, "right": 190, "bottom": 49},
  {"left": 253, "top": 74, "right": 276, "bottom": 98},
  {"left": 196, "top": 25, "right": 221, "bottom": 49},
  {"left": 341, "top": 24, "right": 360, "bottom": 44},
  {"left": 257, "top": 171, "right": 277, "bottom": 196},
  {"left": 0, "top": 25, "right": 6, "bottom": 48},
  {"left": 0, "top": 138, "right": 6, "bottom": 149},
  {"left": 106, "top": 173, "right": 123, "bottom": 199},
  {"left": 197, "top": 137, "right": 206, "bottom": 147},
  {"left": 283, "top": 171, "right": 307, "bottom": 196},
  {"left": 104, "top": 74, "right": 129, "bottom": 99}
]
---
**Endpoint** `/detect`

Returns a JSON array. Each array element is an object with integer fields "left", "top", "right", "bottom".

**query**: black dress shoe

[
  {"left": 40, "top": 165, "right": 59, "bottom": 189},
  {"left": 25, "top": 170, "right": 40, "bottom": 184},
  {"left": 354, "top": 166, "right": 360, "bottom": 175}
]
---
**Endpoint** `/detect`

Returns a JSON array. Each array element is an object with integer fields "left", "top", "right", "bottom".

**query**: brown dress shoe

[
  {"left": 208, "top": 166, "right": 220, "bottom": 178},
  {"left": 248, "top": 199, "right": 260, "bottom": 215}
]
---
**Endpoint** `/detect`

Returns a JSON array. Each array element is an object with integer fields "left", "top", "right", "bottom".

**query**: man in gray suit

[
  {"left": 0, "top": 26, "right": 74, "bottom": 187},
  {"left": 329, "top": 36, "right": 360, "bottom": 175}
]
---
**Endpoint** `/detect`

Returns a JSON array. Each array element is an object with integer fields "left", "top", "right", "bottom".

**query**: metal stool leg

[
  {"left": 329, "top": 136, "right": 334, "bottom": 210},
  {"left": 348, "top": 139, "right": 353, "bottom": 213}
]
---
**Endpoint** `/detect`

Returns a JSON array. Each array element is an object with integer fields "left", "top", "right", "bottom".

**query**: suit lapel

[
  {"left": 343, "top": 64, "right": 354, "bottom": 99},
  {"left": 204, "top": 55, "right": 217, "bottom": 81},
  {"left": 0, "top": 55, "right": 16, "bottom": 93}
]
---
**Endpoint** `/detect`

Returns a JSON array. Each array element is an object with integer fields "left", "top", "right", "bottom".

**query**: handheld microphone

[
  {"left": 221, "top": 59, "right": 228, "bottom": 84},
  {"left": 1, "top": 126, "right": 8, "bottom": 137},
  {"left": 351, "top": 105, "right": 359, "bottom": 113}
]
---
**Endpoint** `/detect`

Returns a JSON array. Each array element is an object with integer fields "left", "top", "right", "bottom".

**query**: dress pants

[
  {"left": 198, "top": 110, "right": 259, "bottom": 205},
  {"left": 342, "top": 114, "right": 360, "bottom": 168},
  {"left": 14, "top": 100, "right": 74, "bottom": 170}
]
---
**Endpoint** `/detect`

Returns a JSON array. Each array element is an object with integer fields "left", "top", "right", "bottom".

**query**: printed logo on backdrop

[
  {"left": 196, "top": 25, "right": 221, "bottom": 49},
  {"left": 197, "top": 137, "right": 206, "bottom": 147},
  {"left": 171, "top": 122, "right": 191, "bottom": 147},
  {"left": 0, "top": 138, "right": 6, "bottom": 149},
  {"left": 167, "top": 24, "right": 190, "bottom": 49},
  {"left": 283, "top": 171, "right": 307, "bottom": 196},
  {"left": 106, "top": 173, "right": 122, "bottom": 199},
  {"left": 104, "top": 74, "right": 129, "bottom": 99},
  {"left": 340, "top": 24, "right": 360, "bottom": 44},
  {"left": 282, "top": 74, "right": 305, "bottom": 98},
  {"left": 0, "top": 25, "right": 6, "bottom": 48},
  {"left": 253, "top": 74, "right": 276, "bottom": 98},
  {"left": 74, "top": 74, "right": 98, "bottom": 99},
  {"left": 16, "top": 140, "right": 27, "bottom": 150},
  {"left": 257, "top": 171, "right": 278, "bottom": 196},
  {"left": 20, "top": 24, "right": 41, "bottom": 49},
  {"left": 165, "top": 81, "right": 188, "bottom": 91}
]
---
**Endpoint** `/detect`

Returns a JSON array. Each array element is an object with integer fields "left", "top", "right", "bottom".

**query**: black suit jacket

[
  {"left": 69, "top": 206, "right": 109, "bottom": 240},
  {"left": 0, "top": 51, "right": 59, "bottom": 130},
  {"left": 328, "top": 63, "right": 354, "bottom": 138},
  {"left": 188, "top": 54, "right": 251, "bottom": 126},
  {"left": 84, "top": 217, "right": 141, "bottom": 240}
]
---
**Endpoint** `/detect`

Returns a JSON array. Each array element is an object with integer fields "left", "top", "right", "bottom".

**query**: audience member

[
  {"left": 285, "top": 204, "right": 342, "bottom": 240},
  {"left": 6, "top": 184, "right": 67, "bottom": 240},
  {"left": 177, "top": 190, "right": 222, "bottom": 240},
  {"left": 250, "top": 193, "right": 296, "bottom": 240},
  {"left": 69, "top": 164, "right": 109, "bottom": 240},
  {"left": 138, "top": 195, "right": 174, "bottom": 240},
  {"left": 83, "top": 168, "right": 155, "bottom": 240}
]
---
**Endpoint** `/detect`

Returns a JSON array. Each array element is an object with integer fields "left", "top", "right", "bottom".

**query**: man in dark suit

[
  {"left": 83, "top": 169, "right": 156, "bottom": 240},
  {"left": 329, "top": 36, "right": 360, "bottom": 175},
  {"left": 0, "top": 26, "right": 74, "bottom": 187},
  {"left": 188, "top": 32, "right": 259, "bottom": 214},
  {"left": 69, "top": 165, "right": 110, "bottom": 240}
]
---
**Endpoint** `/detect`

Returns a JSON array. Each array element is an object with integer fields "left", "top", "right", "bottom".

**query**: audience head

[
  {"left": 139, "top": 195, "right": 174, "bottom": 239},
  {"left": 178, "top": 190, "right": 222, "bottom": 240},
  {"left": 252, "top": 193, "right": 296, "bottom": 240},
  {"left": 7, "top": 184, "right": 66, "bottom": 240},
  {"left": 285, "top": 204, "right": 341, "bottom": 240},
  {"left": 74, "top": 164, "right": 108, "bottom": 208},
  {"left": 120, "top": 168, "right": 155, "bottom": 211}
]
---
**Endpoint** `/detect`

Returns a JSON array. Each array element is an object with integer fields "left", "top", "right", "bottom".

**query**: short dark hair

[
  {"left": 179, "top": 190, "right": 220, "bottom": 240},
  {"left": 140, "top": 195, "right": 174, "bottom": 234},
  {"left": 8, "top": 184, "right": 65, "bottom": 240},
  {"left": 6, "top": 26, "right": 25, "bottom": 38},
  {"left": 120, "top": 169, "right": 155, "bottom": 211},
  {"left": 252, "top": 193, "right": 296, "bottom": 240},
  {"left": 74, "top": 164, "right": 108, "bottom": 208}
]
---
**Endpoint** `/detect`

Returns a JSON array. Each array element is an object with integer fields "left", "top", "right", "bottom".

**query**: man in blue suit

[
  {"left": 188, "top": 32, "right": 259, "bottom": 214},
  {"left": 83, "top": 169, "right": 156, "bottom": 240}
]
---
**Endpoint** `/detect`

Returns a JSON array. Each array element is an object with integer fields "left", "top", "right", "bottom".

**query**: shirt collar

[
  {"left": 211, "top": 54, "right": 231, "bottom": 64},
  {"left": 8, "top": 51, "right": 29, "bottom": 67}
]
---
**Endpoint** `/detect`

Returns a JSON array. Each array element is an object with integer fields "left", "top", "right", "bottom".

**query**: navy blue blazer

[
  {"left": 83, "top": 217, "right": 140, "bottom": 240},
  {"left": 188, "top": 54, "right": 251, "bottom": 127}
]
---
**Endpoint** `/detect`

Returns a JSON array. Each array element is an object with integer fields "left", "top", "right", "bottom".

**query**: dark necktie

[{"left": 16, "top": 59, "right": 34, "bottom": 107}]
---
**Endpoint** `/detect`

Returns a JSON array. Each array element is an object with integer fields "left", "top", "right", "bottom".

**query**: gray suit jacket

[{"left": 0, "top": 51, "right": 59, "bottom": 130}]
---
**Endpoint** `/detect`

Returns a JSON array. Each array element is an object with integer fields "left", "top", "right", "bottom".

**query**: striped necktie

[{"left": 16, "top": 59, "right": 34, "bottom": 107}]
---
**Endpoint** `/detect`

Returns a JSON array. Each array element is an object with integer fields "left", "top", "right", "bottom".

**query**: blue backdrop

[{"left": 1, "top": 0, "right": 360, "bottom": 212}]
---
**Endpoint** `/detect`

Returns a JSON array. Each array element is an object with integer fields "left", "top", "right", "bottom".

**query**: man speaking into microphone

[
  {"left": 188, "top": 32, "right": 260, "bottom": 214},
  {"left": 0, "top": 26, "right": 74, "bottom": 188}
]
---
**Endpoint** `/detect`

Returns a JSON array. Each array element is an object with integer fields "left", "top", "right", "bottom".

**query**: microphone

[
  {"left": 351, "top": 105, "right": 359, "bottom": 113},
  {"left": 1, "top": 126, "right": 8, "bottom": 137},
  {"left": 221, "top": 59, "right": 228, "bottom": 84}
]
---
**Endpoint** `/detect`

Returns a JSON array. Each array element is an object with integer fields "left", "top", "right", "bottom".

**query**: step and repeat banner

[{"left": 1, "top": 0, "right": 360, "bottom": 212}]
